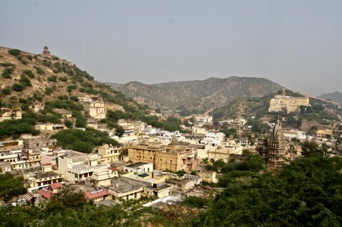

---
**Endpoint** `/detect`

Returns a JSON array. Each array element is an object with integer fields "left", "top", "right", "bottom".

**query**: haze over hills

[
  {"left": 318, "top": 91, "right": 342, "bottom": 105},
  {"left": 107, "top": 77, "right": 283, "bottom": 115}
]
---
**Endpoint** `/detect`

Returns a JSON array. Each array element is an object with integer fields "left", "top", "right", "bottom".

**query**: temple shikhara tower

[
  {"left": 267, "top": 120, "right": 286, "bottom": 165},
  {"left": 42, "top": 46, "right": 51, "bottom": 57}
]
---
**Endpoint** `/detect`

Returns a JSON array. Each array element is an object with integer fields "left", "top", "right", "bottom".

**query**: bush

[
  {"left": 1, "top": 68, "right": 14, "bottom": 78},
  {"left": 42, "top": 59, "right": 52, "bottom": 67},
  {"left": 59, "top": 76, "right": 68, "bottom": 82},
  {"left": 48, "top": 75, "right": 57, "bottom": 82},
  {"left": 11, "top": 83, "right": 25, "bottom": 92},
  {"left": 45, "top": 87, "right": 54, "bottom": 95},
  {"left": 19, "top": 75, "right": 32, "bottom": 87},
  {"left": 1, "top": 87, "right": 11, "bottom": 96},
  {"left": 64, "top": 119, "right": 73, "bottom": 128},
  {"left": 35, "top": 66, "right": 45, "bottom": 75},
  {"left": 22, "top": 70, "right": 35, "bottom": 78},
  {"left": 67, "top": 84, "right": 77, "bottom": 92},
  {"left": 8, "top": 49, "right": 20, "bottom": 56}
]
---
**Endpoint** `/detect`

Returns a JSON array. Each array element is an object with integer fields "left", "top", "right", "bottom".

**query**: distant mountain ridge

[
  {"left": 106, "top": 77, "right": 283, "bottom": 114},
  {"left": 318, "top": 91, "right": 342, "bottom": 104}
]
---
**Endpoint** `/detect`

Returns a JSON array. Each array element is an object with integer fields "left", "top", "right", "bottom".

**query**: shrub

[
  {"left": 64, "top": 119, "right": 73, "bottom": 128},
  {"left": 1, "top": 88, "right": 11, "bottom": 96},
  {"left": 59, "top": 76, "right": 68, "bottom": 82},
  {"left": 1, "top": 68, "right": 14, "bottom": 78},
  {"left": 8, "top": 49, "right": 20, "bottom": 56},
  {"left": 35, "top": 66, "right": 45, "bottom": 75},
  {"left": 22, "top": 69, "right": 35, "bottom": 78},
  {"left": 48, "top": 75, "right": 57, "bottom": 82},
  {"left": 19, "top": 75, "right": 32, "bottom": 87},
  {"left": 11, "top": 83, "right": 25, "bottom": 92},
  {"left": 42, "top": 59, "right": 52, "bottom": 67},
  {"left": 70, "top": 96, "right": 78, "bottom": 102},
  {"left": 45, "top": 87, "right": 54, "bottom": 95},
  {"left": 33, "top": 92, "right": 43, "bottom": 101},
  {"left": 67, "top": 84, "right": 77, "bottom": 92}
]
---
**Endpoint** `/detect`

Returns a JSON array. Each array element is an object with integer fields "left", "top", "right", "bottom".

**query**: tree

[
  {"left": 0, "top": 174, "right": 27, "bottom": 199},
  {"left": 301, "top": 141, "right": 323, "bottom": 157},
  {"left": 8, "top": 49, "right": 20, "bottom": 56},
  {"left": 50, "top": 186, "right": 87, "bottom": 209},
  {"left": 115, "top": 125, "right": 125, "bottom": 137}
]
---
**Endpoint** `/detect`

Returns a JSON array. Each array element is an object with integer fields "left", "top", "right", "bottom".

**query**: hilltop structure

[
  {"left": 42, "top": 46, "right": 51, "bottom": 57},
  {"left": 268, "top": 89, "right": 310, "bottom": 113}
]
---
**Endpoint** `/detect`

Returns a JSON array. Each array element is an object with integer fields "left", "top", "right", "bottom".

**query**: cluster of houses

[
  {"left": 1, "top": 92, "right": 341, "bottom": 207},
  {"left": 0, "top": 110, "right": 256, "bottom": 206}
]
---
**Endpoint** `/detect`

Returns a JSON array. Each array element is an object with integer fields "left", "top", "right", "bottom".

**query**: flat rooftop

[
  {"left": 109, "top": 179, "right": 142, "bottom": 193},
  {"left": 125, "top": 162, "right": 149, "bottom": 168}
]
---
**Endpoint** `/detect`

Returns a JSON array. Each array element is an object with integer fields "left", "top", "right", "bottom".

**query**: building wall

[
  {"left": 128, "top": 145, "right": 197, "bottom": 172},
  {"left": 269, "top": 95, "right": 310, "bottom": 113}
]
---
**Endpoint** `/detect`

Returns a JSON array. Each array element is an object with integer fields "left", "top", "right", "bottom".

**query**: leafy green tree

[
  {"left": 64, "top": 119, "right": 73, "bottom": 128},
  {"left": 0, "top": 174, "right": 27, "bottom": 199},
  {"left": 115, "top": 125, "right": 125, "bottom": 137},
  {"left": 301, "top": 141, "right": 323, "bottom": 157},
  {"left": 52, "top": 128, "right": 120, "bottom": 153},
  {"left": 50, "top": 186, "right": 87, "bottom": 209}
]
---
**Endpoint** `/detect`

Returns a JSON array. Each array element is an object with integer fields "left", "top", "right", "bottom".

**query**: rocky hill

[
  {"left": 0, "top": 46, "right": 147, "bottom": 134},
  {"left": 318, "top": 91, "right": 342, "bottom": 104},
  {"left": 0, "top": 46, "right": 132, "bottom": 105},
  {"left": 107, "top": 77, "right": 283, "bottom": 115}
]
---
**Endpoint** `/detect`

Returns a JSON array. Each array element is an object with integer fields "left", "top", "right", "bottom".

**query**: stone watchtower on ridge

[
  {"left": 42, "top": 46, "right": 51, "bottom": 57},
  {"left": 267, "top": 120, "right": 286, "bottom": 165}
]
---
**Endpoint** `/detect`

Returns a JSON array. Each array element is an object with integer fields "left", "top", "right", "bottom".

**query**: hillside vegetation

[
  {"left": 0, "top": 46, "right": 143, "bottom": 112},
  {"left": 0, "top": 46, "right": 151, "bottom": 150}
]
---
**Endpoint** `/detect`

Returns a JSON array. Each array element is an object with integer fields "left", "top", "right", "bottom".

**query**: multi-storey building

[
  {"left": 97, "top": 144, "right": 120, "bottom": 163},
  {"left": 57, "top": 151, "right": 109, "bottom": 182},
  {"left": 128, "top": 142, "right": 197, "bottom": 172}
]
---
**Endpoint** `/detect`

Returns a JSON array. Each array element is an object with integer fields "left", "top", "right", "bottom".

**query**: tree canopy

[{"left": 52, "top": 128, "right": 120, "bottom": 153}]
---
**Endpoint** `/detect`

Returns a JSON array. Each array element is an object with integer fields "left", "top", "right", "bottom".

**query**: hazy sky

[{"left": 1, "top": 1, "right": 341, "bottom": 96}]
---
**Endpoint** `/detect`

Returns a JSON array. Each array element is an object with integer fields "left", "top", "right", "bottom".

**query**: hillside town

[
  {"left": 1, "top": 87, "right": 341, "bottom": 208},
  {"left": 0, "top": 46, "right": 341, "bottom": 226}
]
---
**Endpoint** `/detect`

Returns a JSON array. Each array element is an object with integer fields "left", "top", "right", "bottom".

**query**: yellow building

[
  {"left": 97, "top": 144, "right": 120, "bottom": 163},
  {"left": 128, "top": 142, "right": 197, "bottom": 172},
  {"left": 268, "top": 90, "right": 310, "bottom": 113}
]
